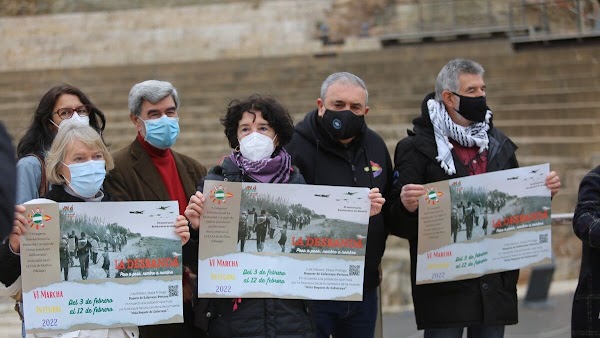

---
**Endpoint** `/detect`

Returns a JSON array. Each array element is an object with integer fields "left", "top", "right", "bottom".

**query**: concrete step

[
  {"left": 4, "top": 69, "right": 600, "bottom": 108},
  {"left": 0, "top": 42, "right": 598, "bottom": 92},
  {"left": 371, "top": 119, "right": 600, "bottom": 141},
  {"left": 495, "top": 118, "right": 600, "bottom": 138},
  {"left": 4, "top": 103, "right": 598, "bottom": 145}
]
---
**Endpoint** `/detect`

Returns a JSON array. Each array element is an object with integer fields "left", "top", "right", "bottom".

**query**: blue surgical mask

[
  {"left": 63, "top": 160, "right": 106, "bottom": 198},
  {"left": 140, "top": 115, "right": 180, "bottom": 149}
]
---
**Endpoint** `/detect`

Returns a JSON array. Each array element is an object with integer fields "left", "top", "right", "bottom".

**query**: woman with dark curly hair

[
  {"left": 185, "top": 94, "right": 314, "bottom": 338},
  {"left": 16, "top": 84, "right": 106, "bottom": 204}
]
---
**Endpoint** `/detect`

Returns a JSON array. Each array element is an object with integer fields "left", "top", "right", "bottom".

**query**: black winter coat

[
  {"left": 0, "top": 239, "right": 21, "bottom": 288},
  {"left": 286, "top": 109, "right": 393, "bottom": 291},
  {"left": 388, "top": 93, "right": 520, "bottom": 329},
  {"left": 45, "top": 184, "right": 111, "bottom": 203},
  {"left": 192, "top": 156, "right": 315, "bottom": 338},
  {"left": 572, "top": 165, "right": 600, "bottom": 337},
  {"left": 0, "top": 123, "right": 16, "bottom": 241}
]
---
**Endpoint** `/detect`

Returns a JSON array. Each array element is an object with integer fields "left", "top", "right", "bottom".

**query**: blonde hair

[{"left": 45, "top": 122, "right": 114, "bottom": 185}]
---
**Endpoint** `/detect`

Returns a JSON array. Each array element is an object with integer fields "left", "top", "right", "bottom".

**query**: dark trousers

[
  {"left": 256, "top": 228, "right": 266, "bottom": 251},
  {"left": 312, "top": 288, "right": 378, "bottom": 338},
  {"left": 238, "top": 233, "right": 246, "bottom": 252},
  {"left": 60, "top": 258, "right": 69, "bottom": 281},
  {"left": 425, "top": 325, "right": 505, "bottom": 338},
  {"left": 78, "top": 252, "right": 89, "bottom": 279},
  {"left": 465, "top": 220, "right": 473, "bottom": 240}
]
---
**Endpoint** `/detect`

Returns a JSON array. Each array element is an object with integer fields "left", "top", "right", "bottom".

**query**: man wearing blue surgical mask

[{"left": 103, "top": 80, "right": 207, "bottom": 338}]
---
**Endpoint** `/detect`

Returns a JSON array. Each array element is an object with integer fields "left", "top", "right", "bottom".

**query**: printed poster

[
  {"left": 20, "top": 199, "right": 183, "bottom": 334},
  {"left": 197, "top": 180, "right": 371, "bottom": 301},
  {"left": 417, "top": 163, "right": 552, "bottom": 285}
]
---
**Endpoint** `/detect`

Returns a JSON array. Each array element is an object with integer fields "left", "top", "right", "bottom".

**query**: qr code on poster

[
  {"left": 349, "top": 265, "right": 360, "bottom": 276},
  {"left": 539, "top": 234, "right": 548, "bottom": 243},
  {"left": 168, "top": 285, "right": 179, "bottom": 297}
]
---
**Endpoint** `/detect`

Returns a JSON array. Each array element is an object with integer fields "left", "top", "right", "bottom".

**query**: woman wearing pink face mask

[{"left": 16, "top": 84, "right": 106, "bottom": 205}]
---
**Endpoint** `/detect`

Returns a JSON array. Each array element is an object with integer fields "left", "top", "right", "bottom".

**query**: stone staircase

[
  {"left": 1, "top": 39, "right": 598, "bottom": 216},
  {"left": 0, "top": 36, "right": 598, "bottom": 316}
]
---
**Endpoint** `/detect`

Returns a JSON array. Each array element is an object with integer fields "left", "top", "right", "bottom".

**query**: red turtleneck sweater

[{"left": 137, "top": 133, "right": 187, "bottom": 215}]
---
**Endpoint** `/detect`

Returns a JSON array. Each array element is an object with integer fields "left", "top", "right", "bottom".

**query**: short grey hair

[
  {"left": 128, "top": 80, "right": 180, "bottom": 117},
  {"left": 46, "top": 122, "right": 114, "bottom": 185},
  {"left": 320, "top": 72, "right": 369, "bottom": 104},
  {"left": 434, "top": 59, "right": 485, "bottom": 102}
]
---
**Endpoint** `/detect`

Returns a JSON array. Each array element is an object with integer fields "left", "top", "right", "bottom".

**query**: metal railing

[
  {"left": 377, "top": 0, "right": 525, "bottom": 43},
  {"left": 509, "top": 0, "right": 600, "bottom": 40}
]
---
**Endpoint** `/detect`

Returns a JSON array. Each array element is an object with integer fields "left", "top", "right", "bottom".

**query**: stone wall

[{"left": 0, "top": 0, "right": 382, "bottom": 72}]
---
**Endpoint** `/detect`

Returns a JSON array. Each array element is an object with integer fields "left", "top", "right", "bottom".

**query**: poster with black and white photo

[
  {"left": 197, "top": 180, "right": 370, "bottom": 300},
  {"left": 416, "top": 163, "right": 552, "bottom": 285},
  {"left": 20, "top": 199, "right": 183, "bottom": 334}
]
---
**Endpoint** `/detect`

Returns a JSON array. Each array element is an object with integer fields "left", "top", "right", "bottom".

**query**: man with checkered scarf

[{"left": 388, "top": 58, "right": 561, "bottom": 338}]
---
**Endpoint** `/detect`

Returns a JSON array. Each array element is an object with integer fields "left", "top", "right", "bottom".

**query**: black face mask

[
  {"left": 452, "top": 92, "right": 489, "bottom": 122},
  {"left": 321, "top": 109, "right": 365, "bottom": 140}
]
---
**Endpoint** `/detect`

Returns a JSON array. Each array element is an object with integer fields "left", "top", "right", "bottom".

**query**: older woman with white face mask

[{"left": 183, "top": 95, "right": 314, "bottom": 338}]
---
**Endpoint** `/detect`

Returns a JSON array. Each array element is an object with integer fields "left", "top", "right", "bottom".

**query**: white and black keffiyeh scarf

[{"left": 427, "top": 99, "right": 492, "bottom": 175}]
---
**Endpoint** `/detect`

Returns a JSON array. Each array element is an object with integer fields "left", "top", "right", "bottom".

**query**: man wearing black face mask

[
  {"left": 387, "top": 59, "right": 562, "bottom": 338},
  {"left": 286, "top": 72, "right": 392, "bottom": 338}
]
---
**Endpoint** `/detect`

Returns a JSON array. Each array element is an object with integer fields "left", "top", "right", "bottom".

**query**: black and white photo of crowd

[
  {"left": 450, "top": 184, "right": 550, "bottom": 243},
  {"left": 237, "top": 187, "right": 368, "bottom": 255},
  {"left": 59, "top": 210, "right": 182, "bottom": 281}
]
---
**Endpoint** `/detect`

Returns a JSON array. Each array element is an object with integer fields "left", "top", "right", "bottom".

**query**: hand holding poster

[
  {"left": 416, "top": 163, "right": 552, "bottom": 285},
  {"left": 197, "top": 180, "right": 371, "bottom": 300},
  {"left": 20, "top": 199, "right": 183, "bottom": 334}
]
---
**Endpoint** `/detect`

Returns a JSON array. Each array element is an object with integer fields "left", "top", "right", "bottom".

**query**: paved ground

[
  {"left": 1, "top": 279, "right": 576, "bottom": 338},
  {"left": 0, "top": 297, "right": 20, "bottom": 338},
  {"left": 382, "top": 279, "right": 576, "bottom": 338}
]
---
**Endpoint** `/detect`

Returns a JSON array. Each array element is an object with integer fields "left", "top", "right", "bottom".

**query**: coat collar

[
  {"left": 129, "top": 139, "right": 197, "bottom": 199},
  {"left": 409, "top": 126, "right": 515, "bottom": 177}
]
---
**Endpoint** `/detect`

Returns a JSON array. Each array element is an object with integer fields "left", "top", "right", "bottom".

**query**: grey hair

[
  {"left": 45, "top": 122, "right": 114, "bottom": 185},
  {"left": 320, "top": 72, "right": 369, "bottom": 104},
  {"left": 434, "top": 59, "right": 485, "bottom": 102},
  {"left": 128, "top": 80, "right": 180, "bottom": 117}
]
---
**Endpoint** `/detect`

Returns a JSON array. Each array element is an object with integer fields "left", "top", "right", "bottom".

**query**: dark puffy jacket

[
  {"left": 572, "top": 165, "right": 600, "bottom": 337},
  {"left": 286, "top": 109, "right": 393, "bottom": 291},
  {"left": 192, "top": 156, "right": 315, "bottom": 338},
  {"left": 387, "top": 93, "right": 520, "bottom": 329}
]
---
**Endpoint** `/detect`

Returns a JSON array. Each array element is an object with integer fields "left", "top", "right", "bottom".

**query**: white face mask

[
  {"left": 67, "top": 113, "right": 90, "bottom": 126},
  {"left": 50, "top": 113, "right": 90, "bottom": 129},
  {"left": 239, "top": 132, "right": 275, "bottom": 161}
]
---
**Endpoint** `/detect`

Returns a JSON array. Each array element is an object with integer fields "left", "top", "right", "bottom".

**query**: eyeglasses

[{"left": 53, "top": 105, "right": 91, "bottom": 120}]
